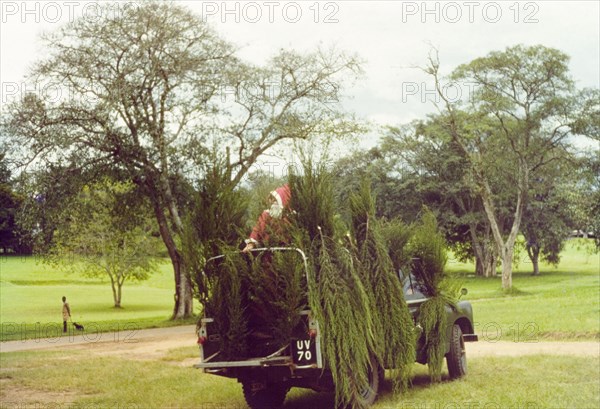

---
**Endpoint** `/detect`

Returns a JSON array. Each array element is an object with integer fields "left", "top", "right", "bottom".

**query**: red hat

[{"left": 271, "top": 184, "right": 291, "bottom": 208}]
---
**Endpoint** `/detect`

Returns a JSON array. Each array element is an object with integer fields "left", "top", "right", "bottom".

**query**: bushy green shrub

[
  {"left": 350, "top": 182, "right": 416, "bottom": 392},
  {"left": 409, "top": 207, "right": 457, "bottom": 382}
]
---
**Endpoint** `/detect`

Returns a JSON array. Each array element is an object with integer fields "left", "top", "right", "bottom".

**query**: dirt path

[
  {"left": 0, "top": 325, "right": 197, "bottom": 356},
  {"left": 1, "top": 325, "right": 598, "bottom": 360}
]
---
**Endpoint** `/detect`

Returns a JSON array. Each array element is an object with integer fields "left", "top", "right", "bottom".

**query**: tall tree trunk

[
  {"left": 483, "top": 246, "right": 497, "bottom": 277},
  {"left": 473, "top": 244, "right": 497, "bottom": 277},
  {"left": 477, "top": 165, "right": 527, "bottom": 290},
  {"left": 527, "top": 245, "right": 541, "bottom": 276},
  {"left": 116, "top": 275, "right": 124, "bottom": 308},
  {"left": 115, "top": 284, "right": 122, "bottom": 308},
  {"left": 150, "top": 196, "right": 193, "bottom": 319},
  {"left": 109, "top": 274, "right": 121, "bottom": 308},
  {"left": 159, "top": 173, "right": 194, "bottom": 319},
  {"left": 470, "top": 226, "right": 485, "bottom": 277},
  {"left": 475, "top": 255, "right": 484, "bottom": 277},
  {"left": 175, "top": 270, "right": 194, "bottom": 319},
  {"left": 468, "top": 223, "right": 496, "bottom": 277},
  {"left": 500, "top": 245, "right": 514, "bottom": 289},
  {"left": 532, "top": 254, "right": 540, "bottom": 276}
]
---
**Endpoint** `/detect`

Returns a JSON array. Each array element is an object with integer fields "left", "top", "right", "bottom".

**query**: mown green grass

[
  {"left": 446, "top": 239, "right": 600, "bottom": 341},
  {"left": 0, "top": 255, "right": 199, "bottom": 341},
  {"left": 1, "top": 239, "right": 598, "bottom": 341},
  {"left": 1, "top": 349, "right": 598, "bottom": 409}
]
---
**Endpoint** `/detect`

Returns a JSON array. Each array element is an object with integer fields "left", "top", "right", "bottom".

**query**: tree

[
  {"left": 384, "top": 120, "right": 501, "bottom": 277},
  {"left": 4, "top": 1, "right": 362, "bottom": 318},
  {"left": 0, "top": 152, "right": 31, "bottom": 254},
  {"left": 51, "top": 181, "right": 159, "bottom": 308},
  {"left": 332, "top": 123, "right": 501, "bottom": 278},
  {"left": 11, "top": 163, "right": 87, "bottom": 256},
  {"left": 521, "top": 176, "right": 570, "bottom": 275},
  {"left": 563, "top": 150, "right": 600, "bottom": 250},
  {"left": 428, "top": 45, "right": 584, "bottom": 289}
]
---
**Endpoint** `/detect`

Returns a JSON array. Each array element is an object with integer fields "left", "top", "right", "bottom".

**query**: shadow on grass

[
  {"left": 283, "top": 372, "right": 448, "bottom": 408},
  {"left": 9, "top": 279, "right": 101, "bottom": 286},
  {"left": 496, "top": 286, "right": 530, "bottom": 297},
  {"left": 408, "top": 372, "right": 455, "bottom": 389},
  {"left": 80, "top": 303, "right": 174, "bottom": 313},
  {"left": 284, "top": 390, "right": 335, "bottom": 408}
]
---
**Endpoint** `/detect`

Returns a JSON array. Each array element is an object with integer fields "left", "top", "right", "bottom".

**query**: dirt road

[{"left": 1, "top": 325, "right": 598, "bottom": 360}]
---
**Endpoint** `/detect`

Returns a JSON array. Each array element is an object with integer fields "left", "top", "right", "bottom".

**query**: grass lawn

[
  {"left": 1, "top": 239, "right": 598, "bottom": 341},
  {"left": 0, "top": 348, "right": 598, "bottom": 409},
  {"left": 447, "top": 239, "right": 600, "bottom": 341},
  {"left": 0, "top": 256, "right": 199, "bottom": 341}
]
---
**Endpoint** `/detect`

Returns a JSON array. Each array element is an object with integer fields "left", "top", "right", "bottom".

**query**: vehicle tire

[
  {"left": 446, "top": 324, "right": 467, "bottom": 379},
  {"left": 353, "top": 354, "right": 382, "bottom": 407},
  {"left": 242, "top": 382, "right": 288, "bottom": 409}
]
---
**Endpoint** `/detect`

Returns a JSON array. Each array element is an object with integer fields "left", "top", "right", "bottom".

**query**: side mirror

[{"left": 459, "top": 288, "right": 468, "bottom": 299}]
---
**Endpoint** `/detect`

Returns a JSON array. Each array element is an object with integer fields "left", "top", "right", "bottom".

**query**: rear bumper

[
  {"left": 194, "top": 356, "right": 302, "bottom": 370},
  {"left": 463, "top": 334, "right": 479, "bottom": 342}
]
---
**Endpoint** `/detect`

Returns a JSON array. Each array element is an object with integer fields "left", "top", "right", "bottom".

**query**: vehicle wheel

[
  {"left": 446, "top": 324, "right": 467, "bottom": 379},
  {"left": 353, "top": 354, "right": 382, "bottom": 407},
  {"left": 242, "top": 382, "right": 288, "bottom": 409}
]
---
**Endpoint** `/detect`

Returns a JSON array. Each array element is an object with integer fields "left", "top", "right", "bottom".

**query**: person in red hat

[{"left": 242, "top": 184, "right": 291, "bottom": 253}]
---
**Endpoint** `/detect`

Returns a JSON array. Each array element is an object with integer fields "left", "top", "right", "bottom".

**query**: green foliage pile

[
  {"left": 196, "top": 162, "right": 452, "bottom": 405},
  {"left": 409, "top": 208, "right": 455, "bottom": 382},
  {"left": 201, "top": 247, "right": 308, "bottom": 360},
  {"left": 289, "top": 162, "right": 375, "bottom": 406},
  {"left": 290, "top": 165, "right": 376, "bottom": 408},
  {"left": 204, "top": 253, "right": 249, "bottom": 359},
  {"left": 288, "top": 161, "right": 338, "bottom": 240},
  {"left": 349, "top": 182, "right": 416, "bottom": 392},
  {"left": 244, "top": 250, "right": 308, "bottom": 353},
  {"left": 380, "top": 218, "right": 414, "bottom": 274},
  {"left": 309, "top": 234, "right": 375, "bottom": 408},
  {"left": 182, "top": 161, "right": 248, "bottom": 306}
]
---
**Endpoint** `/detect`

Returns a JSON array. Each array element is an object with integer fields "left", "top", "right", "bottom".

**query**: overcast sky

[{"left": 1, "top": 0, "right": 599, "bottom": 150}]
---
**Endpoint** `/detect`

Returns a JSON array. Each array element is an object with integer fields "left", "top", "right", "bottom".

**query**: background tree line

[{"left": 333, "top": 46, "right": 599, "bottom": 286}]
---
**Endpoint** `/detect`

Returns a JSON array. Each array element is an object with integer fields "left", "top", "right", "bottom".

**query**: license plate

[{"left": 292, "top": 339, "right": 316, "bottom": 365}]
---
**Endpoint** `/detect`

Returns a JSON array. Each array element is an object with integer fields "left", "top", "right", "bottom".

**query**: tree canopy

[
  {"left": 49, "top": 180, "right": 160, "bottom": 308},
  {"left": 4, "top": 1, "right": 363, "bottom": 318},
  {"left": 427, "top": 44, "right": 592, "bottom": 288}
]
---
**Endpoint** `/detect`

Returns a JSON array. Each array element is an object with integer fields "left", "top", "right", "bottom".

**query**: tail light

[
  {"left": 308, "top": 314, "right": 319, "bottom": 339},
  {"left": 197, "top": 336, "right": 207, "bottom": 345}
]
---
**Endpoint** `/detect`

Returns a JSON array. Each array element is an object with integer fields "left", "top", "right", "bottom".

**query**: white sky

[{"left": 1, "top": 0, "right": 599, "bottom": 152}]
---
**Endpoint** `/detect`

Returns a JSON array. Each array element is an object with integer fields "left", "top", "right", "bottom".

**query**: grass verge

[
  {"left": 447, "top": 239, "right": 600, "bottom": 341},
  {"left": 0, "top": 350, "right": 598, "bottom": 409},
  {"left": 0, "top": 256, "right": 199, "bottom": 341},
  {"left": 1, "top": 239, "right": 598, "bottom": 342}
]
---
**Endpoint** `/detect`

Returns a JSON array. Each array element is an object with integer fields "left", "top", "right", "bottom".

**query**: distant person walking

[{"left": 62, "top": 296, "right": 71, "bottom": 333}]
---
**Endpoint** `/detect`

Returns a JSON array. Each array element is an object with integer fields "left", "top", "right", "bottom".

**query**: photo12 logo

[
  {"left": 199, "top": 1, "right": 340, "bottom": 24},
  {"left": 401, "top": 1, "right": 540, "bottom": 24},
  {"left": 401, "top": 81, "right": 479, "bottom": 104},
  {"left": 0, "top": 1, "right": 140, "bottom": 24}
]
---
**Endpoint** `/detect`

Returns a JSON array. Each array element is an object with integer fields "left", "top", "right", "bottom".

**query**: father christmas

[{"left": 242, "top": 184, "right": 292, "bottom": 253}]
